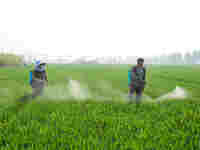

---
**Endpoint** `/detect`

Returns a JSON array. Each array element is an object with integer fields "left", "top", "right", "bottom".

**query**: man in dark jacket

[
  {"left": 129, "top": 58, "right": 146, "bottom": 104},
  {"left": 31, "top": 61, "right": 48, "bottom": 98}
]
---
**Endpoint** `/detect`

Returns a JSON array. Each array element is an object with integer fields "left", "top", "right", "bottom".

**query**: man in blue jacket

[
  {"left": 19, "top": 61, "right": 48, "bottom": 102},
  {"left": 30, "top": 61, "right": 48, "bottom": 98}
]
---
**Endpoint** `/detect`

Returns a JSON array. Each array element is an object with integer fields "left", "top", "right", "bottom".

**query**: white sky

[{"left": 0, "top": 0, "right": 200, "bottom": 57}]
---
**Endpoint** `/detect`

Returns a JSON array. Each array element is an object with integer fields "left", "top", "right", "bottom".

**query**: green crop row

[{"left": 0, "top": 64, "right": 199, "bottom": 150}]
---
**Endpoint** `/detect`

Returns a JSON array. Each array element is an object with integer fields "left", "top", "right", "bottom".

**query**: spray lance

[
  {"left": 128, "top": 64, "right": 133, "bottom": 88},
  {"left": 145, "top": 63, "right": 153, "bottom": 88},
  {"left": 142, "top": 63, "right": 154, "bottom": 99}
]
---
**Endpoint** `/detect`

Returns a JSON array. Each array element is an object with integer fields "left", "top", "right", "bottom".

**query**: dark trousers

[
  {"left": 31, "top": 80, "right": 45, "bottom": 99},
  {"left": 18, "top": 80, "right": 45, "bottom": 103},
  {"left": 128, "top": 85, "right": 144, "bottom": 104}
]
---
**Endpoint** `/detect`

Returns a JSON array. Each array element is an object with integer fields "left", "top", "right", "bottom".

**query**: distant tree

[
  {"left": 192, "top": 49, "right": 200, "bottom": 64},
  {"left": 197, "top": 50, "right": 200, "bottom": 62},
  {"left": 184, "top": 52, "right": 193, "bottom": 64},
  {"left": 177, "top": 53, "right": 183, "bottom": 64},
  {"left": 159, "top": 54, "right": 169, "bottom": 64},
  {"left": 152, "top": 56, "right": 159, "bottom": 64},
  {"left": 0, "top": 53, "right": 23, "bottom": 65},
  {"left": 169, "top": 52, "right": 183, "bottom": 64}
]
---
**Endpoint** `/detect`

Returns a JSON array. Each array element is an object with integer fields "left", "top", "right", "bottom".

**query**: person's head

[
  {"left": 137, "top": 58, "right": 144, "bottom": 67},
  {"left": 35, "top": 61, "right": 47, "bottom": 72},
  {"left": 39, "top": 63, "right": 46, "bottom": 70}
]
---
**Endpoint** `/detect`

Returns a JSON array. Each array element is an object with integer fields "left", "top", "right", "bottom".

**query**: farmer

[
  {"left": 128, "top": 58, "right": 146, "bottom": 105},
  {"left": 30, "top": 61, "right": 48, "bottom": 99}
]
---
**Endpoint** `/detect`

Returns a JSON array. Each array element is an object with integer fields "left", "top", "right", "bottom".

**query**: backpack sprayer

[
  {"left": 29, "top": 60, "right": 42, "bottom": 86},
  {"left": 29, "top": 71, "right": 33, "bottom": 85},
  {"left": 128, "top": 70, "right": 132, "bottom": 86}
]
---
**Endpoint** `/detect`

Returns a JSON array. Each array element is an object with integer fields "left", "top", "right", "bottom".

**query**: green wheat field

[{"left": 0, "top": 64, "right": 200, "bottom": 150}]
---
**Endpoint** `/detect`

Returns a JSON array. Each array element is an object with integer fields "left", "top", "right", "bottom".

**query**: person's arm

[
  {"left": 143, "top": 68, "right": 146, "bottom": 81},
  {"left": 45, "top": 71, "right": 48, "bottom": 82},
  {"left": 131, "top": 67, "right": 137, "bottom": 81},
  {"left": 32, "top": 71, "right": 37, "bottom": 81},
  {"left": 43, "top": 71, "right": 48, "bottom": 86}
]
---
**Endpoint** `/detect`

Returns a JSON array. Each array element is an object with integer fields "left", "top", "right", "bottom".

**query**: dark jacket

[
  {"left": 130, "top": 66, "right": 146, "bottom": 88},
  {"left": 31, "top": 70, "right": 48, "bottom": 88},
  {"left": 32, "top": 70, "right": 48, "bottom": 81}
]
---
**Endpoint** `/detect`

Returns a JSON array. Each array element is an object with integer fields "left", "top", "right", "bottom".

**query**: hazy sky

[{"left": 0, "top": 0, "right": 200, "bottom": 57}]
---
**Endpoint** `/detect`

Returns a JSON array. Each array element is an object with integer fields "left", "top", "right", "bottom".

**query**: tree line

[{"left": 152, "top": 49, "right": 200, "bottom": 64}]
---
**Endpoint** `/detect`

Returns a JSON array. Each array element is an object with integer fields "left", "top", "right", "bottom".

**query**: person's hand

[
  {"left": 128, "top": 84, "right": 132, "bottom": 88},
  {"left": 46, "top": 80, "right": 48, "bottom": 87},
  {"left": 36, "top": 79, "right": 43, "bottom": 83},
  {"left": 138, "top": 80, "right": 146, "bottom": 85}
]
